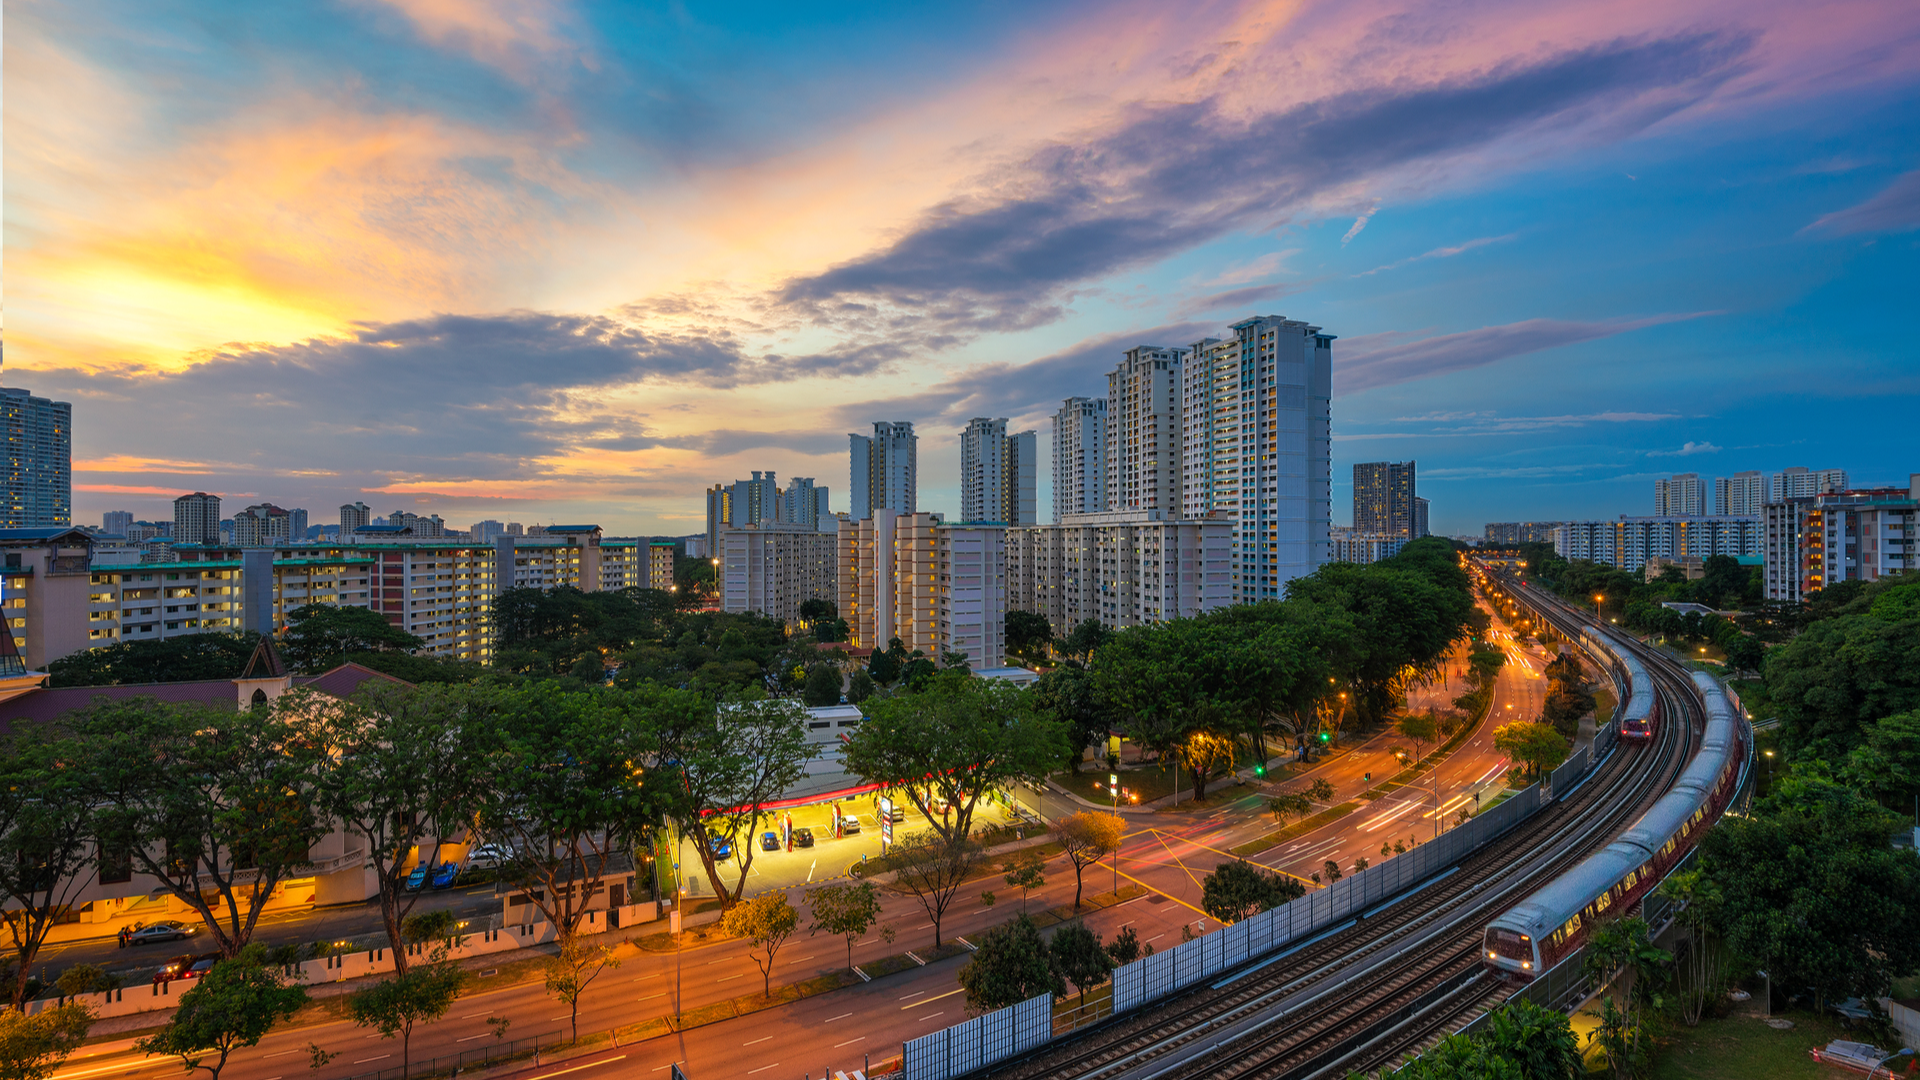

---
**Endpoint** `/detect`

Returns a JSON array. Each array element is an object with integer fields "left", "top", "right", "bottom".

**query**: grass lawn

[
  {"left": 1594, "top": 687, "right": 1617, "bottom": 728},
  {"left": 1648, "top": 1007, "right": 1867, "bottom": 1080}
]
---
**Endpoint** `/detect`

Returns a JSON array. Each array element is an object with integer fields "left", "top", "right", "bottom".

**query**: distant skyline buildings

[
  {"left": 1052, "top": 397, "right": 1106, "bottom": 523},
  {"left": 2, "top": 387, "right": 72, "bottom": 528},
  {"left": 849, "top": 422, "right": 917, "bottom": 522},
  {"left": 173, "top": 492, "right": 221, "bottom": 545},
  {"left": 958, "top": 417, "right": 1036, "bottom": 525},
  {"left": 1353, "top": 460, "right": 1417, "bottom": 537}
]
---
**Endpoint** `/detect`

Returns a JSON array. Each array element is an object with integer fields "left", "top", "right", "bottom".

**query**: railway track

[{"left": 988, "top": 579, "right": 1707, "bottom": 1080}]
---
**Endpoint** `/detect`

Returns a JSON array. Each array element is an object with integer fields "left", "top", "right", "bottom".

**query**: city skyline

[{"left": 8, "top": 0, "right": 1918, "bottom": 535}]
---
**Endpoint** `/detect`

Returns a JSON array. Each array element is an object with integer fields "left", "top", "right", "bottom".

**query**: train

[
  {"left": 1483, "top": 669, "right": 1747, "bottom": 978},
  {"left": 1580, "top": 626, "right": 1661, "bottom": 742}
]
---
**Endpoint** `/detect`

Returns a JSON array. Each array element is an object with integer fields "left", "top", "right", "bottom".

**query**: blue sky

[{"left": 8, "top": 0, "right": 1918, "bottom": 536}]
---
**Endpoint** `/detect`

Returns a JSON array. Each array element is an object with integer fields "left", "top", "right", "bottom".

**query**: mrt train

[
  {"left": 1580, "top": 626, "right": 1661, "bottom": 742},
  {"left": 1483, "top": 670, "right": 1746, "bottom": 977}
]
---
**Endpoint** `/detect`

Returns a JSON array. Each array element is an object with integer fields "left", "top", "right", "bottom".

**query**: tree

[
  {"left": 1267, "top": 792, "right": 1312, "bottom": 824},
  {"left": 476, "top": 685, "right": 675, "bottom": 937},
  {"left": 1656, "top": 870, "right": 1725, "bottom": 1026},
  {"left": 281, "top": 603, "right": 424, "bottom": 672},
  {"left": 1106, "top": 925, "right": 1152, "bottom": 966},
  {"left": 1200, "top": 861, "right": 1303, "bottom": 924},
  {"left": 1697, "top": 773, "right": 1920, "bottom": 1007},
  {"left": 544, "top": 937, "right": 620, "bottom": 1042},
  {"left": 0, "top": 1002, "right": 93, "bottom": 1080},
  {"left": 77, "top": 699, "right": 329, "bottom": 958},
  {"left": 135, "top": 946, "right": 307, "bottom": 1080},
  {"left": 1399, "top": 711, "right": 1441, "bottom": 764},
  {"left": 1030, "top": 664, "right": 1106, "bottom": 773},
  {"left": 654, "top": 693, "right": 813, "bottom": 907},
  {"left": 884, "top": 832, "right": 986, "bottom": 947},
  {"left": 1058, "top": 619, "right": 1112, "bottom": 665},
  {"left": 1582, "top": 917, "right": 1669, "bottom": 1031},
  {"left": 1055, "top": 812, "right": 1125, "bottom": 909},
  {"left": 0, "top": 726, "right": 98, "bottom": 1007},
  {"left": 1845, "top": 710, "right": 1920, "bottom": 807},
  {"left": 1002, "top": 850, "right": 1046, "bottom": 912},
  {"left": 956, "top": 915, "right": 1063, "bottom": 1014},
  {"left": 719, "top": 892, "right": 799, "bottom": 999},
  {"left": 346, "top": 916, "right": 467, "bottom": 1077},
  {"left": 798, "top": 598, "right": 837, "bottom": 624},
  {"left": 1764, "top": 613, "right": 1920, "bottom": 761},
  {"left": 846, "top": 669, "right": 877, "bottom": 704},
  {"left": 843, "top": 674, "right": 1067, "bottom": 846},
  {"left": 806, "top": 882, "right": 883, "bottom": 971},
  {"left": 1494, "top": 721, "right": 1570, "bottom": 784},
  {"left": 1722, "top": 634, "right": 1765, "bottom": 680},
  {"left": 308, "top": 683, "right": 492, "bottom": 973},
  {"left": 1049, "top": 923, "right": 1113, "bottom": 1007},
  {"left": 802, "top": 664, "right": 843, "bottom": 706},
  {"left": 45, "top": 632, "right": 260, "bottom": 688},
  {"left": 1398, "top": 999, "right": 1581, "bottom": 1080},
  {"left": 1322, "top": 860, "right": 1342, "bottom": 884},
  {"left": 1005, "top": 611, "right": 1055, "bottom": 666}
]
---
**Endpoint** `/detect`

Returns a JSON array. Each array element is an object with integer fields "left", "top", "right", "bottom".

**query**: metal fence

[
  {"left": 1546, "top": 746, "right": 1592, "bottom": 799},
  {"left": 331, "top": 1030, "right": 563, "bottom": 1080},
  {"left": 902, "top": 992, "right": 1051, "bottom": 1080},
  {"left": 900, "top": 785, "right": 1546, "bottom": 1080}
]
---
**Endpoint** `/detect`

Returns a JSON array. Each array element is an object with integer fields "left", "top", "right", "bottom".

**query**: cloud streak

[
  {"left": 1355, "top": 234, "right": 1519, "bottom": 276},
  {"left": 1336, "top": 312, "right": 1716, "bottom": 394},
  {"left": 1805, "top": 169, "right": 1920, "bottom": 235}
]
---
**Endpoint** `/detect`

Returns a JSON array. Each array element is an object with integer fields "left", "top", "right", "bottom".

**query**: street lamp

[{"left": 1869, "top": 1048, "right": 1916, "bottom": 1080}]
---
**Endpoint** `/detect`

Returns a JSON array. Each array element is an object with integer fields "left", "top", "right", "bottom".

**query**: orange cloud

[{"left": 350, "top": 0, "right": 585, "bottom": 85}]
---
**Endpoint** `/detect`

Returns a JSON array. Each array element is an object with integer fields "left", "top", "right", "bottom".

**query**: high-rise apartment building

[
  {"left": 2, "top": 387, "right": 73, "bottom": 528},
  {"left": 1483, "top": 522, "right": 1564, "bottom": 546},
  {"left": 1107, "top": 347, "right": 1184, "bottom": 514},
  {"left": 838, "top": 509, "right": 1006, "bottom": 670},
  {"left": 103, "top": 511, "right": 134, "bottom": 536},
  {"left": 1414, "top": 497, "right": 1431, "bottom": 539},
  {"left": 471, "top": 520, "right": 507, "bottom": 543},
  {"left": 1354, "top": 461, "right": 1417, "bottom": 537},
  {"left": 1552, "top": 515, "right": 1761, "bottom": 572},
  {"left": 232, "top": 503, "right": 293, "bottom": 547},
  {"left": 289, "top": 508, "right": 309, "bottom": 541},
  {"left": 1052, "top": 397, "right": 1106, "bottom": 522},
  {"left": 341, "top": 502, "right": 371, "bottom": 535},
  {"left": 1769, "top": 467, "right": 1849, "bottom": 502},
  {"left": 958, "top": 418, "right": 1036, "bottom": 525},
  {"left": 1763, "top": 476, "right": 1918, "bottom": 602},
  {"left": 1654, "top": 473, "right": 1706, "bottom": 517},
  {"left": 719, "top": 524, "right": 840, "bottom": 622},
  {"left": 1330, "top": 527, "right": 1411, "bottom": 565},
  {"left": 174, "top": 492, "right": 222, "bottom": 545},
  {"left": 1713, "top": 472, "right": 1766, "bottom": 516},
  {"left": 648, "top": 539, "right": 677, "bottom": 590},
  {"left": 1181, "top": 319, "right": 1333, "bottom": 599},
  {"left": 849, "top": 422, "right": 917, "bottom": 523},
  {"left": 706, "top": 471, "right": 832, "bottom": 555},
  {"left": 1007, "top": 510, "right": 1231, "bottom": 634}
]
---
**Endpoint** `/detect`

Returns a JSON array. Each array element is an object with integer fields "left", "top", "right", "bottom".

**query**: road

[{"left": 56, "top": 596, "right": 1551, "bottom": 1080}]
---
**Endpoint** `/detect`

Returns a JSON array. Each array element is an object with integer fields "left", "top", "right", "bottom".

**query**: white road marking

[
  {"left": 637, "top": 992, "right": 665, "bottom": 1001},
  {"left": 917, "top": 1012, "right": 945, "bottom": 1022},
  {"left": 458, "top": 1034, "right": 491, "bottom": 1042},
  {"left": 353, "top": 1056, "right": 391, "bottom": 1065},
  {"left": 746, "top": 1065, "right": 782, "bottom": 1075},
  {"left": 539, "top": 1056, "right": 626, "bottom": 1077},
  {"left": 825, "top": 1012, "right": 853, "bottom": 1022},
  {"left": 716, "top": 974, "right": 745, "bottom": 982},
  {"left": 835, "top": 1037, "right": 867, "bottom": 1048},
  {"left": 900, "top": 987, "right": 966, "bottom": 1009},
  {"left": 744, "top": 1037, "right": 773, "bottom": 1046}
]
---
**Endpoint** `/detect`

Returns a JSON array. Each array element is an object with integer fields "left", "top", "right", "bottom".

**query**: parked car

[
  {"left": 181, "top": 955, "right": 219, "bottom": 982},
  {"left": 405, "top": 864, "right": 431, "bottom": 891},
  {"left": 839, "top": 816, "right": 862, "bottom": 835},
  {"left": 696, "top": 827, "right": 733, "bottom": 859},
  {"left": 793, "top": 827, "right": 814, "bottom": 848},
  {"left": 430, "top": 862, "right": 460, "bottom": 889},
  {"left": 886, "top": 805, "right": 906, "bottom": 823},
  {"left": 129, "top": 922, "right": 197, "bottom": 946},
  {"left": 760, "top": 831, "right": 780, "bottom": 852},
  {"left": 152, "top": 954, "right": 195, "bottom": 983},
  {"left": 467, "top": 843, "right": 512, "bottom": 869}
]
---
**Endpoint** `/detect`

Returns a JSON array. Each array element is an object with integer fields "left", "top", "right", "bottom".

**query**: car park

[
  {"left": 760, "top": 831, "right": 780, "bottom": 852},
  {"left": 129, "top": 922, "right": 196, "bottom": 946},
  {"left": 793, "top": 827, "right": 814, "bottom": 848}
]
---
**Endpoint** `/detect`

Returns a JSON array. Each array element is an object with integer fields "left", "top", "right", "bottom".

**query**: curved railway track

[{"left": 987, "top": 578, "right": 1707, "bottom": 1080}]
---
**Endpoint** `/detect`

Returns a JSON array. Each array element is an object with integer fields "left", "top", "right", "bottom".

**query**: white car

[{"left": 466, "top": 843, "right": 514, "bottom": 869}]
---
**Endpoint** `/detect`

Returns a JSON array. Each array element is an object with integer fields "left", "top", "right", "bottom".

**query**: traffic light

[
  {"left": 1254, "top": 763, "right": 1266, "bottom": 777},
  {"left": 1318, "top": 731, "right": 1331, "bottom": 745}
]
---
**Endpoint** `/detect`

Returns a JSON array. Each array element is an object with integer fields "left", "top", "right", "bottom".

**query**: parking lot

[{"left": 672, "top": 791, "right": 1034, "bottom": 898}]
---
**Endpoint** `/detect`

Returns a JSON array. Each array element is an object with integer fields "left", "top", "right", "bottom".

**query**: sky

[{"left": 7, "top": 0, "right": 1920, "bottom": 538}]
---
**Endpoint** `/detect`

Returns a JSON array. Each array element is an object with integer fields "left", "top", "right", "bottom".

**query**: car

[
  {"left": 793, "top": 827, "right": 814, "bottom": 848},
  {"left": 180, "top": 956, "right": 219, "bottom": 982},
  {"left": 760, "top": 831, "right": 780, "bottom": 852},
  {"left": 405, "top": 864, "right": 431, "bottom": 891},
  {"left": 839, "top": 816, "right": 862, "bottom": 835},
  {"left": 467, "top": 843, "right": 513, "bottom": 869},
  {"left": 430, "top": 862, "right": 460, "bottom": 889},
  {"left": 695, "top": 827, "right": 733, "bottom": 859},
  {"left": 152, "top": 954, "right": 195, "bottom": 983},
  {"left": 129, "top": 922, "right": 196, "bottom": 946},
  {"left": 886, "top": 805, "right": 906, "bottom": 823}
]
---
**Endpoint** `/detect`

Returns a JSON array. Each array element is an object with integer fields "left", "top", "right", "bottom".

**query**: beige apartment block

[
  {"left": 1007, "top": 510, "right": 1230, "bottom": 635},
  {"left": 839, "top": 510, "right": 1006, "bottom": 669}
]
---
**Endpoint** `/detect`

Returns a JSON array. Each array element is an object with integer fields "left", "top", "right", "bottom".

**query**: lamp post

[
  {"left": 1869, "top": 1048, "right": 1916, "bottom": 1080},
  {"left": 1763, "top": 748, "right": 1774, "bottom": 792}
]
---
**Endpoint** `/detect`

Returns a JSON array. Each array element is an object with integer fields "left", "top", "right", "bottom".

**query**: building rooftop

[{"left": 0, "top": 527, "right": 94, "bottom": 544}]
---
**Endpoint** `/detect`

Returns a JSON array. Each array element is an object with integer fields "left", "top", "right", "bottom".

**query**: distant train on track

[
  {"left": 1483, "top": 664, "right": 1747, "bottom": 979},
  {"left": 1579, "top": 626, "right": 1661, "bottom": 742}
]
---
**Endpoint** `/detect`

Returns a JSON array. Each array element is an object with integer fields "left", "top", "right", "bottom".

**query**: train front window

[{"left": 1487, "top": 928, "right": 1531, "bottom": 964}]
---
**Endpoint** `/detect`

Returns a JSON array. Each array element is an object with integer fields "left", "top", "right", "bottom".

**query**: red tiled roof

[{"left": 294, "top": 662, "right": 410, "bottom": 698}]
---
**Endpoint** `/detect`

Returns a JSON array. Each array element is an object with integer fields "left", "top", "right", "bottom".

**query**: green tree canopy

[
  {"left": 1697, "top": 773, "right": 1920, "bottom": 1005},
  {"left": 1764, "top": 611, "right": 1920, "bottom": 761},
  {"left": 843, "top": 674, "right": 1067, "bottom": 844},
  {"left": 1199, "top": 861, "right": 1304, "bottom": 924},
  {"left": 956, "top": 914, "right": 1063, "bottom": 1014},
  {"left": 1493, "top": 721, "right": 1569, "bottom": 784},
  {"left": 46, "top": 632, "right": 261, "bottom": 687},
  {"left": 0, "top": 724, "right": 98, "bottom": 1007},
  {"left": 134, "top": 946, "right": 307, "bottom": 1080},
  {"left": 1005, "top": 610, "right": 1055, "bottom": 665},
  {"left": 282, "top": 603, "right": 424, "bottom": 672},
  {"left": 1049, "top": 923, "right": 1113, "bottom": 1006}
]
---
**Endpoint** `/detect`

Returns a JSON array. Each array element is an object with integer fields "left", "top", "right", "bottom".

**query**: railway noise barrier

[{"left": 901, "top": 784, "right": 1547, "bottom": 1080}]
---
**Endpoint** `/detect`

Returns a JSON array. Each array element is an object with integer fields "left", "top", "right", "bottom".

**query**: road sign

[
  {"left": 878, "top": 796, "right": 894, "bottom": 846},
  {"left": 1109, "top": 772, "right": 1118, "bottom": 786}
]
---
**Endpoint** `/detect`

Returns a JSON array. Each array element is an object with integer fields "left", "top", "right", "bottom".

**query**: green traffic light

[{"left": 1318, "top": 732, "right": 1330, "bottom": 744}]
